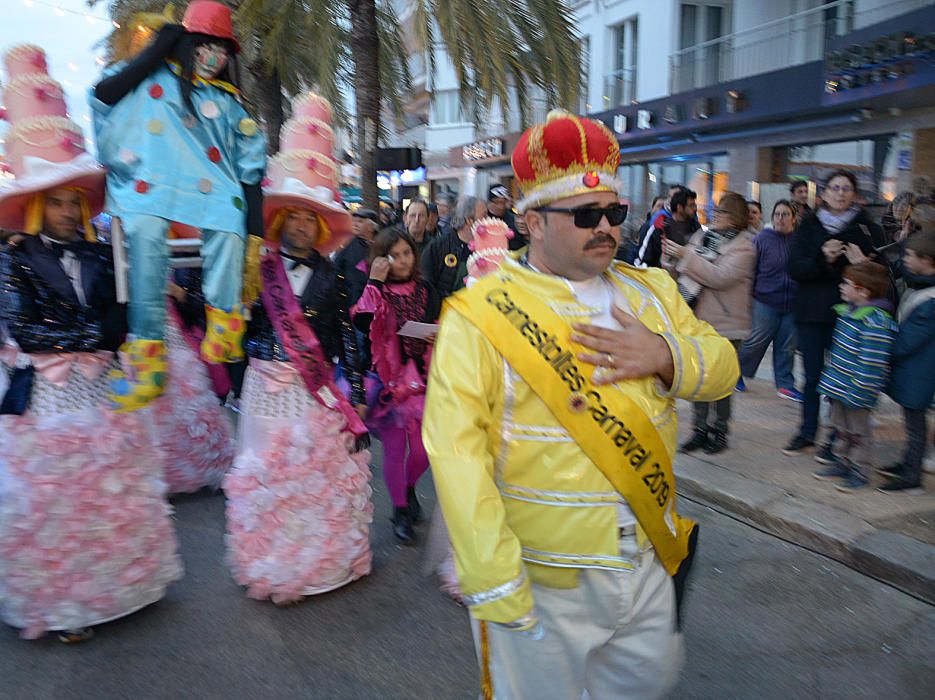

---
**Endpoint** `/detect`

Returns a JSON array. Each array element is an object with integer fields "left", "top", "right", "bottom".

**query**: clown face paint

[{"left": 193, "top": 42, "right": 230, "bottom": 79}]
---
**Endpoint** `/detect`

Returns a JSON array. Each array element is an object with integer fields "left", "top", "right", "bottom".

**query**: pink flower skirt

[
  {"left": 0, "top": 359, "right": 184, "bottom": 639},
  {"left": 149, "top": 317, "right": 235, "bottom": 494},
  {"left": 223, "top": 361, "right": 373, "bottom": 604}
]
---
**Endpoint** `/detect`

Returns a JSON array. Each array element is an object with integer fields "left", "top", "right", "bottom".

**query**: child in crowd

[
  {"left": 352, "top": 230, "right": 440, "bottom": 543},
  {"left": 879, "top": 230, "right": 935, "bottom": 493},
  {"left": 813, "top": 261, "right": 897, "bottom": 492}
]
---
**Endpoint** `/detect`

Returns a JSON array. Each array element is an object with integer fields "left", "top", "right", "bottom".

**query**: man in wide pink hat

[
  {"left": 0, "top": 43, "right": 182, "bottom": 643},
  {"left": 222, "top": 92, "right": 373, "bottom": 606}
]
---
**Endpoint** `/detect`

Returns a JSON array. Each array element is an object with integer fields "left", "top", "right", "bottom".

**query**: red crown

[{"left": 511, "top": 110, "right": 621, "bottom": 212}]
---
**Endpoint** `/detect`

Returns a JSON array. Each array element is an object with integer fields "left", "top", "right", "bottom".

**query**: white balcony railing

[{"left": 669, "top": 0, "right": 934, "bottom": 93}]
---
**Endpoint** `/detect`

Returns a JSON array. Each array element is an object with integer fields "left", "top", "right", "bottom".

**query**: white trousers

[{"left": 474, "top": 536, "right": 684, "bottom": 700}]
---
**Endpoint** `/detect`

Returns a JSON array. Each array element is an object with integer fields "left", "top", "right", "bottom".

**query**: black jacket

[
  {"left": 421, "top": 228, "right": 471, "bottom": 299},
  {"left": 333, "top": 236, "right": 371, "bottom": 306},
  {"left": 787, "top": 209, "right": 885, "bottom": 325},
  {"left": 243, "top": 252, "right": 364, "bottom": 405},
  {"left": 0, "top": 235, "right": 126, "bottom": 353}
]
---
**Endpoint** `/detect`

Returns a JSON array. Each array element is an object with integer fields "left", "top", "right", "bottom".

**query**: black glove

[
  {"left": 0, "top": 367, "right": 33, "bottom": 415},
  {"left": 243, "top": 182, "right": 264, "bottom": 238},
  {"left": 94, "top": 23, "right": 187, "bottom": 105}
]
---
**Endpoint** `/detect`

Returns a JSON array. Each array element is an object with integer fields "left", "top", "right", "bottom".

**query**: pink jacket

[{"left": 676, "top": 230, "right": 756, "bottom": 340}]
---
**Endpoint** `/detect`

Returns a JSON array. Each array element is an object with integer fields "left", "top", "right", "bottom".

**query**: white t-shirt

[{"left": 565, "top": 274, "right": 637, "bottom": 530}]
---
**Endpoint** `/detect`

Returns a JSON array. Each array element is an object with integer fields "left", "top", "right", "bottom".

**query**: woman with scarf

[
  {"left": 352, "top": 229, "right": 441, "bottom": 544},
  {"left": 663, "top": 191, "right": 756, "bottom": 455},
  {"left": 782, "top": 170, "right": 885, "bottom": 457},
  {"left": 222, "top": 93, "right": 372, "bottom": 606}
]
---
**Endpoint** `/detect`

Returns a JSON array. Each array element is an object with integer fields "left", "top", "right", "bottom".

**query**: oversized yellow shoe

[
  {"left": 201, "top": 305, "right": 246, "bottom": 363},
  {"left": 107, "top": 339, "right": 168, "bottom": 413}
]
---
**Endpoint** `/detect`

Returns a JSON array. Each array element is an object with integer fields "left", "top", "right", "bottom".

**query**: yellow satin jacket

[{"left": 423, "top": 260, "right": 739, "bottom": 625}]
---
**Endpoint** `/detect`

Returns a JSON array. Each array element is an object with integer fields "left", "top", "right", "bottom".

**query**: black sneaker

[
  {"left": 680, "top": 430, "right": 710, "bottom": 453},
  {"left": 392, "top": 507, "right": 415, "bottom": 545},
  {"left": 835, "top": 471, "right": 869, "bottom": 493},
  {"left": 876, "top": 463, "right": 904, "bottom": 478},
  {"left": 813, "top": 461, "right": 850, "bottom": 481},
  {"left": 814, "top": 444, "right": 837, "bottom": 465},
  {"left": 783, "top": 435, "right": 814, "bottom": 456},
  {"left": 703, "top": 431, "right": 728, "bottom": 455},
  {"left": 57, "top": 628, "right": 94, "bottom": 644},
  {"left": 877, "top": 477, "right": 924, "bottom": 495}
]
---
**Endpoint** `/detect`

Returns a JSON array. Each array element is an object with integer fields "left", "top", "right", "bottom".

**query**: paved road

[{"left": 1, "top": 467, "right": 932, "bottom": 699}]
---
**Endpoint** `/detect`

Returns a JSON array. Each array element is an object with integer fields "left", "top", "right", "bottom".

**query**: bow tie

[
  {"left": 282, "top": 253, "right": 316, "bottom": 270},
  {"left": 45, "top": 240, "right": 81, "bottom": 259}
]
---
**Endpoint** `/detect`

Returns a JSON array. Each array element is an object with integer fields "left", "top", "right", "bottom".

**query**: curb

[{"left": 675, "top": 455, "right": 935, "bottom": 605}]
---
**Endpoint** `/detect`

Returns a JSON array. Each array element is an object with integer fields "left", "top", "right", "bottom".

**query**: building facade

[{"left": 388, "top": 0, "right": 935, "bottom": 230}]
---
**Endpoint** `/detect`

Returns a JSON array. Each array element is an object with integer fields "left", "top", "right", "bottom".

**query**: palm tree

[{"left": 92, "top": 1, "right": 583, "bottom": 210}]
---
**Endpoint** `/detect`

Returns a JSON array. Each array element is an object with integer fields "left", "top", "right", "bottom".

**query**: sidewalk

[{"left": 674, "top": 361, "right": 935, "bottom": 604}]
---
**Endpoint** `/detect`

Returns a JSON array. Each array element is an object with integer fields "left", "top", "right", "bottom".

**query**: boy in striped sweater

[{"left": 814, "top": 261, "right": 897, "bottom": 492}]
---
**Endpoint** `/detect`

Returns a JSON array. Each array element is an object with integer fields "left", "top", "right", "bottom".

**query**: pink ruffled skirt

[
  {"left": 0, "top": 357, "right": 184, "bottom": 639},
  {"left": 223, "top": 360, "right": 373, "bottom": 604},
  {"left": 149, "top": 317, "right": 235, "bottom": 494}
]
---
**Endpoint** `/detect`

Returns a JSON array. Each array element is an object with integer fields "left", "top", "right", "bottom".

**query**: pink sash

[{"left": 259, "top": 246, "right": 367, "bottom": 438}]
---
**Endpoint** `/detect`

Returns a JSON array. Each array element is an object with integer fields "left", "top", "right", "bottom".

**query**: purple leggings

[{"left": 380, "top": 421, "right": 430, "bottom": 507}]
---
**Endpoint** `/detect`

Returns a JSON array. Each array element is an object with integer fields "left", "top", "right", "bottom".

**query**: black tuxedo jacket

[{"left": 0, "top": 235, "right": 127, "bottom": 353}]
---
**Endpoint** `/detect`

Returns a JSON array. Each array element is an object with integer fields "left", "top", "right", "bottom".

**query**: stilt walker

[{"left": 89, "top": 0, "right": 267, "bottom": 412}]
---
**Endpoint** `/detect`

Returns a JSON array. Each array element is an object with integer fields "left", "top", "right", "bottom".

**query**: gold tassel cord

[{"left": 479, "top": 621, "right": 493, "bottom": 700}]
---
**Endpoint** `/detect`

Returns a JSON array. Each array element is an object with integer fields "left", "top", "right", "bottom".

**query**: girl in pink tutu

[
  {"left": 223, "top": 94, "right": 372, "bottom": 606},
  {"left": 352, "top": 229, "right": 440, "bottom": 543}
]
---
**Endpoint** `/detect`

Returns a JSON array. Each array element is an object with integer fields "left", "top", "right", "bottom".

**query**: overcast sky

[{"left": 1, "top": 0, "right": 113, "bottom": 159}]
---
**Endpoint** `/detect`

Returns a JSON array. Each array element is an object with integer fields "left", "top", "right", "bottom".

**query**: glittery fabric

[
  {"left": 243, "top": 255, "right": 364, "bottom": 405},
  {"left": 0, "top": 238, "right": 126, "bottom": 354}
]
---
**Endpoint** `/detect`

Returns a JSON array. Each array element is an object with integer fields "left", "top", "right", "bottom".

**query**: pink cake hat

[
  {"left": 263, "top": 92, "right": 351, "bottom": 256},
  {"left": 466, "top": 217, "right": 514, "bottom": 281},
  {"left": 0, "top": 44, "right": 105, "bottom": 231}
]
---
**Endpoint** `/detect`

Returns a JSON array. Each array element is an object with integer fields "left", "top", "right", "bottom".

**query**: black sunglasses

[{"left": 535, "top": 203, "right": 629, "bottom": 228}]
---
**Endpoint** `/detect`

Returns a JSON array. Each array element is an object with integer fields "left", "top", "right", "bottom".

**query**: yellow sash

[{"left": 447, "top": 268, "right": 695, "bottom": 575}]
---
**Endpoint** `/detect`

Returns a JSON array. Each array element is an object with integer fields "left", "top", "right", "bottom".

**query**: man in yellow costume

[{"left": 423, "top": 111, "right": 739, "bottom": 699}]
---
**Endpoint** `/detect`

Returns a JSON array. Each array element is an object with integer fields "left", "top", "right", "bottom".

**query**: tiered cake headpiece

[
  {"left": 262, "top": 92, "right": 351, "bottom": 255},
  {"left": 0, "top": 44, "right": 105, "bottom": 233}
]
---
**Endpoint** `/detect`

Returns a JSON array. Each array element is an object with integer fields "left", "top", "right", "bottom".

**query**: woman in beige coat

[{"left": 663, "top": 191, "right": 755, "bottom": 453}]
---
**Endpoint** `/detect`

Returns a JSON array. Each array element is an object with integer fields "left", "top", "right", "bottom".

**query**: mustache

[{"left": 583, "top": 234, "right": 617, "bottom": 250}]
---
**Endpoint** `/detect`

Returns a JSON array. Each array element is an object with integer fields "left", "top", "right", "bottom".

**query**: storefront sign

[
  {"left": 663, "top": 105, "right": 680, "bottom": 124},
  {"left": 637, "top": 110, "right": 653, "bottom": 130},
  {"left": 692, "top": 98, "right": 714, "bottom": 120},
  {"left": 825, "top": 31, "right": 931, "bottom": 93},
  {"left": 462, "top": 138, "right": 504, "bottom": 162},
  {"left": 725, "top": 90, "right": 745, "bottom": 114}
]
